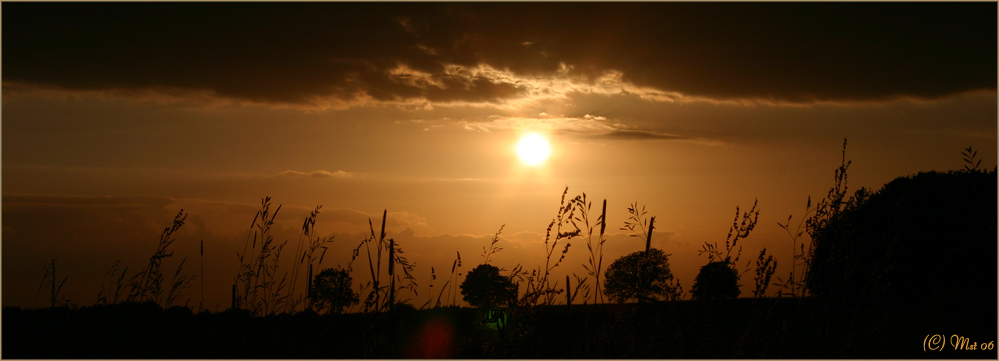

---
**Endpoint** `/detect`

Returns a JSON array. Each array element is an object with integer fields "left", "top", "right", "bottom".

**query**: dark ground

[{"left": 3, "top": 297, "right": 995, "bottom": 359}]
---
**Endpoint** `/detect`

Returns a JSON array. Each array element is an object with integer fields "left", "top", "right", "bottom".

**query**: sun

[{"left": 516, "top": 133, "right": 551, "bottom": 166}]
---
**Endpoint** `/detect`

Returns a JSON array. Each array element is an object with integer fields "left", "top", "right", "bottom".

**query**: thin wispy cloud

[
  {"left": 595, "top": 130, "right": 688, "bottom": 141},
  {"left": 462, "top": 114, "right": 615, "bottom": 133},
  {"left": 278, "top": 170, "right": 355, "bottom": 178},
  {"left": 459, "top": 113, "right": 708, "bottom": 143}
]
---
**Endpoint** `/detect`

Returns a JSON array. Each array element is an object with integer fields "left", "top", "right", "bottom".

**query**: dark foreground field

[{"left": 4, "top": 296, "right": 996, "bottom": 359}]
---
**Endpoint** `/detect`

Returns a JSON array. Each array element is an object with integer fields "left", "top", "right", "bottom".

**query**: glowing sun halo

[{"left": 516, "top": 133, "right": 551, "bottom": 166}]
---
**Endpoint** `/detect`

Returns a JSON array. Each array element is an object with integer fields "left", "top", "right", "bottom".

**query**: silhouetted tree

[
  {"left": 692, "top": 200, "right": 758, "bottom": 300},
  {"left": 603, "top": 248, "right": 675, "bottom": 303},
  {"left": 309, "top": 267, "right": 359, "bottom": 314},
  {"left": 460, "top": 264, "right": 517, "bottom": 308},
  {"left": 806, "top": 168, "right": 997, "bottom": 353},
  {"left": 808, "top": 169, "right": 997, "bottom": 306},
  {"left": 691, "top": 261, "right": 740, "bottom": 300}
]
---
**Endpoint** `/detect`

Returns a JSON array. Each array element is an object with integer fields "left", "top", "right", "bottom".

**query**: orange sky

[{"left": 3, "top": 3, "right": 996, "bottom": 310}]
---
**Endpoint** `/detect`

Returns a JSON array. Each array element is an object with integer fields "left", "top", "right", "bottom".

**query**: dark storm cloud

[{"left": 3, "top": 2, "right": 995, "bottom": 106}]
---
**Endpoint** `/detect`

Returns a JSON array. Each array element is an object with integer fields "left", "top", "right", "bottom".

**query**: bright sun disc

[{"left": 516, "top": 133, "right": 551, "bottom": 166}]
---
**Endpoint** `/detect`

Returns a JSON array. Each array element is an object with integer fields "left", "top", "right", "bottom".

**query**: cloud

[
  {"left": 463, "top": 114, "right": 615, "bottom": 133},
  {"left": 1, "top": 193, "right": 177, "bottom": 209},
  {"left": 3, "top": 3, "right": 993, "bottom": 109},
  {"left": 278, "top": 170, "right": 355, "bottom": 178},
  {"left": 332, "top": 209, "right": 434, "bottom": 236},
  {"left": 596, "top": 130, "right": 688, "bottom": 141},
  {"left": 459, "top": 113, "right": 708, "bottom": 143}
]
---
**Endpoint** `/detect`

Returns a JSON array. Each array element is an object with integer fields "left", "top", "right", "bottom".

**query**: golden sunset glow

[
  {"left": 516, "top": 133, "right": 551, "bottom": 166},
  {"left": 2, "top": 3, "right": 996, "bottom": 339}
]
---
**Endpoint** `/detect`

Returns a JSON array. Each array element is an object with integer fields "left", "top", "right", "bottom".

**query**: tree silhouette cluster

[
  {"left": 691, "top": 200, "right": 759, "bottom": 300},
  {"left": 603, "top": 248, "right": 675, "bottom": 303},
  {"left": 460, "top": 264, "right": 517, "bottom": 309},
  {"left": 691, "top": 261, "right": 740, "bottom": 300},
  {"left": 808, "top": 169, "right": 997, "bottom": 307},
  {"left": 309, "top": 267, "right": 359, "bottom": 314}
]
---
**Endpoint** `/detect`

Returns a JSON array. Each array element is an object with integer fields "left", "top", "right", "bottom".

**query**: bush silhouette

[
  {"left": 460, "top": 264, "right": 517, "bottom": 308},
  {"left": 603, "top": 248, "right": 674, "bottom": 303},
  {"left": 691, "top": 261, "right": 740, "bottom": 300},
  {"left": 807, "top": 169, "right": 997, "bottom": 329},
  {"left": 309, "top": 267, "right": 359, "bottom": 314}
]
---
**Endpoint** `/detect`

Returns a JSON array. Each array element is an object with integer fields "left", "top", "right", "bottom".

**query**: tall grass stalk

[
  {"left": 421, "top": 267, "right": 436, "bottom": 310},
  {"left": 234, "top": 197, "right": 289, "bottom": 316},
  {"left": 164, "top": 257, "right": 195, "bottom": 308},
  {"left": 536, "top": 187, "right": 581, "bottom": 306},
  {"left": 775, "top": 198, "right": 814, "bottom": 298},
  {"left": 435, "top": 279, "right": 450, "bottom": 308},
  {"left": 512, "top": 264, "right": 544, "bottom": 307},
  {"left": 431, "top": 254, "right": 459, "bottom": 308},
  {"left": 622, "top": 202, "right": 656, "bottom": 252},
  {"left": 753, "top": 248, "right": 778, "bottom": 298},
  {"left": 388, "top": 236, "right": 419, "bottom": 308},
  {"left": 97, "top": 260, "right": 128, "bottom": 305},
  {"left": 370, "top": 211, "right": 386, "bottom": 311},
  {"left": 699, "top": 200, "right": 759, "bottom": 270},
  {"left": 577, "top": 195, "right": 607, "bottom": 304},
  {"left": 200, "top": 240, "right": 204, "bottom": 312},
  {"left": 448, "top": 251, "right": 462, "bottom": 306},
  {"left": 567, "top": 273, "right": 590, "bottom": 305},
  {"left": 791, "top": 139, "right": 852, "bottom": 297},
  {"left": 126, "top": 210, "right": 194, "bottom": 307},
  {"left": 352, "top": 210, "right": 418, "bottom": 312},
  {"left": 389, "top": 238, "right": 395, "bottom": 309},
  {"left": 36, "top": 258, "right": 69, "bottom": 308},
  {"left": 288, "top": 205, "right": 335, "bottom": 313},
  {"left": 962, "top": 146, "right": 982, "bottom": 171},
  {"left": 482, "top": 225, "right": 504, "bottom": 264},
  {"left": 805, "top": 139, "right": 851, "bottom": 240}
]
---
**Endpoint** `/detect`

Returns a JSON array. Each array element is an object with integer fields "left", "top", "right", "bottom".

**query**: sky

[{"left": 2, "top": 2, "right": 996, "bottom": 310}]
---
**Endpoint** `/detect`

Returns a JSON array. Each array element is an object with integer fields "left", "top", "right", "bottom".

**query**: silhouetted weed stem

[
  {"left": 432, "top": 251, "right": 461, "bottom": 308},
  {"left": 621, "top": 202, "right": 651, "bottom": 244},
  {"left": 234, "top": 198, "right": 289, "bottom": 315},
  {"left": 482, "top": 225, "right": 504, "bottom": 265},
  {"left": 127, "top": 210, "right": 194, "bottom": 308},
  {"left": 97, "top": 260, "right": 128, "bottom": 305},
  {"left": 200, "top": 240, "right": 204, "bottom": 312},
  {"left": 388, "top": 235, "right": 419, "bottom": 308},
  {"left": 806, "top": 139, "right": 851, "bottom": 238},
  {"left": 699, "top": 199, "right": 759, "bottom": 271},
  {"left": 777, "top": 139, "right": 853, "bottom": 298},
  {"left": 351, "top": 210, "right": 419, "bottom": 312},
  {"left": 289, "top": 205, "right": 335, "bottom": 313},
  {"left": 421, "top": 266, "right": 436, "bottom": 310},
  {"left": 36, "top": 258, "right": 69, "bottom": 308},
  {"left": 450, "top": 251, "right": 462, "bottom": 306},
  {"left": 775, "top": 198, "right": 814, "bottom": 298},
  {"left": 753, "top": 248, "right": 778, "bottom": 298},
  {"left": 538, "top": 187, "right": 581, "bottom": 305},
  {"left": 962, "top": 146, "right": 982, "bottom": 172},
  {"left": 577, "top": 194, "right": 607, "bottom": 304}
]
